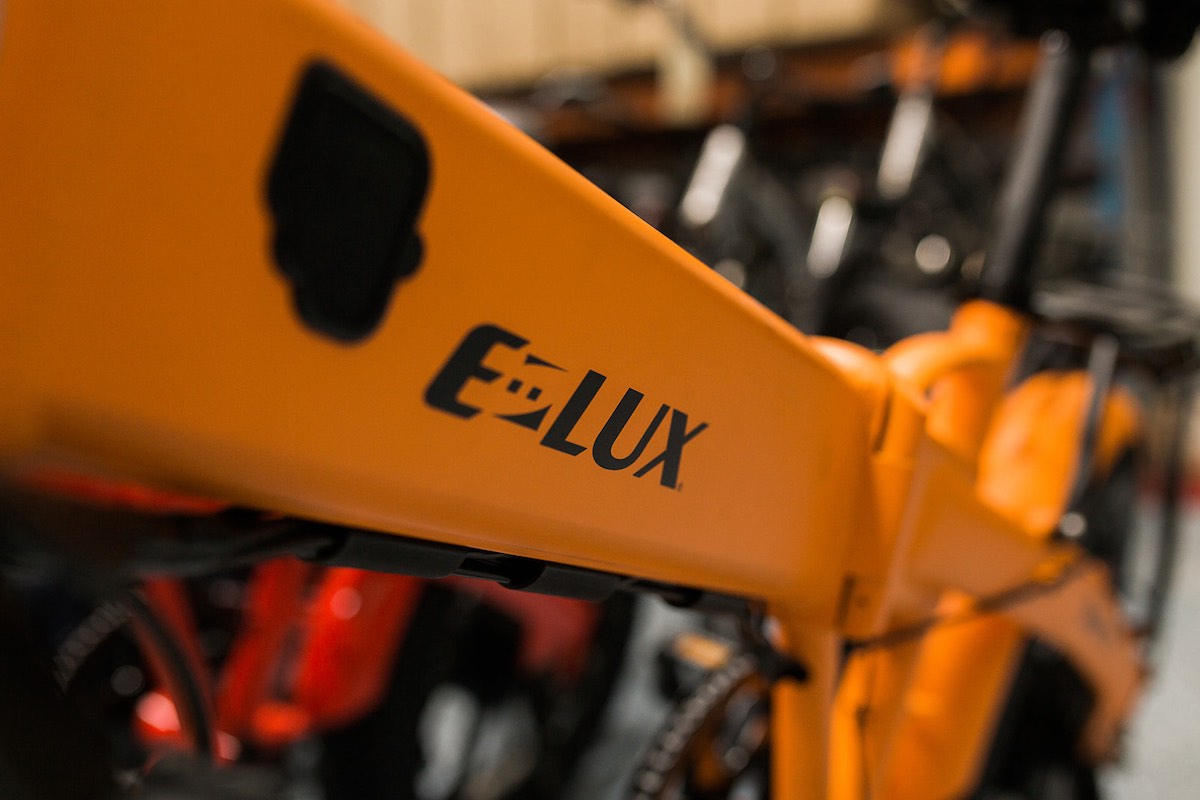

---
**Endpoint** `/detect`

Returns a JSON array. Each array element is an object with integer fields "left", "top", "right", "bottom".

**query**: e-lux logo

[{"left": 424, "top": 325, "right": 707, "bottom": 489}]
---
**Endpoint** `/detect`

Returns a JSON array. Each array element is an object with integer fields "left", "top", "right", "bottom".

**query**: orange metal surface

[
  {"left": 829, "top": 641, "right": 924, "bottom": 800},
  {"left": 826, "top": 302, "right": 1024, "bottom": 800},
  {"left": 980, "top": 370, "right": 1141, "bottom": 533},
  {"left": 899, "top": 439, "right": 1143, "bottom": 782},
  {"left": 0, "top": 0, "right": 873, "bottom": 619},
  {"left": 828, "top": 304, "right": 1145, "bottom": 798},
  {"left": 0, "top": 2, "right": 1155, "bottom": 798},
  {"left": 885, "top": 301, "right": 1028, "bottom": 459},
  {"left": 890, "top": 28, "right": 1041, "bottom": 96},
  {"left": 770, "top": 624, "right": 841, "bottom": 800},
  {"left": 882, "top": 612, "right": 1026, "bottom": 798}
]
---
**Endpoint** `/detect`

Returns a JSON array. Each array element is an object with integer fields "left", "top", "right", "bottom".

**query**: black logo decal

[{"left": 425, "top": 325, "right": 708, "bottom": 489}]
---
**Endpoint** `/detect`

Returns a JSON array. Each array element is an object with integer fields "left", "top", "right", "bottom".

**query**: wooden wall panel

[{"left": 338, "top": 0, "right": 909, "bottom": 90}]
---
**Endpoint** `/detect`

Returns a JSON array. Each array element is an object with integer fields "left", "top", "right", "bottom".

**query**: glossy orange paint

[
  {"left": 0, "top": 0, "right": 872, "bottom": 621},
  {"left": 980, "top": 370, "right": 1142, "bottom": 534},
  {"left": 881, "top": 611, "right": 1027, "bottom": 799},
  {"left": 871, "top": 393, "right": 1143, "bottom": 797},
  {"left": 828, "top": 302, "right": 1144, "bottom": 799},
  {"left": 885, "top": 300, "right": 1028, "bottom": 462},
  {"left": 0, "top": 2, "right": 1154, "bottom": 798},
  {"left": 826, "top": 302, "right": 1026, "bottom": 800}
]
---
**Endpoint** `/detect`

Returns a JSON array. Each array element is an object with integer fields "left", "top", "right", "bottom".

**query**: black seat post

[{"left": 978, "top": 31, "right": 1093, "bottom": 311}]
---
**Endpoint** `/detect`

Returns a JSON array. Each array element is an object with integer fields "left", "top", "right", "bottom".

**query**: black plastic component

[
  {"left": 979, "top": 32, "right": 1091, "bottom": 311},
  {"left": 1140, "top": 0, "right": 1200, "bottom": 58},
  {"left": 1149, "top": 380, "right": 1190, "bottom": 637},
  {"left": 320, "top": 534, "right": 618, "bottom": 600},
  {"left": 626, "top": 579, "right": 753, "bottom": 616},
  {"left": 1033, "top": 280, "right": 1200, "bottom": 378},
  {"left": 315, "top": 530, "right": 752, "bottom": 609},
  {"left": 1, "top": 482, "right": 754, "bottom": 614},
  {"left": 1067, "top": 334, "right": 1119, "bottom": 510},
  {"left": 267, "top": 61, "right": 430, "bottom": 343},
  {"left": 505, "top": 561, "right": 623, "bottom": 601},
  {"left": 315, "top": 528, "right": 469, "bottom": 578}
]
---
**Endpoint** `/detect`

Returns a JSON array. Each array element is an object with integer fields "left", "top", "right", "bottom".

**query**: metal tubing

[{"left": 979, "top": 32, "right": 1092, "bottom": 310}]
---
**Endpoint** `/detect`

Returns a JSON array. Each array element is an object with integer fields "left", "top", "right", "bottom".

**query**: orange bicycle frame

[{"left": 0, "top": 1, "right": 1146, "bottom": 797}]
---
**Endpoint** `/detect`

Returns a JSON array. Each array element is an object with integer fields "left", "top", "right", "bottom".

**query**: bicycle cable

[
  {"left": 627, "top": 652, "right": 762, "bottom": 800},
  {"left": 845, "top": 555, "right": 1089, "bottom": 654}
]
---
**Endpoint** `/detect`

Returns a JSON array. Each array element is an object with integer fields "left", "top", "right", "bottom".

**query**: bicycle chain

[
  {"left": 627, "top": 652, "right": 759, "bottom": 800},
  {"left": 53, "top": 599, "right": 132, "bottom": 689}
]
